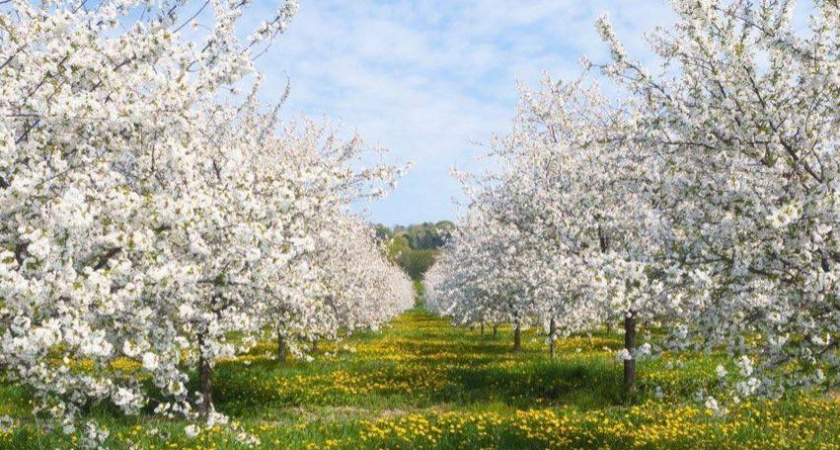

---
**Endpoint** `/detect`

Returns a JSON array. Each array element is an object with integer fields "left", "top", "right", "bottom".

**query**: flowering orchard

[
  {"left": 425, "top": 0, "right": 840, "bottom": 410},
  {"left": 0, "top": 0, "right": 413, "bottom": 447},
  {"left": 4, "top": 0, "right": 840, "bottom": 448}
]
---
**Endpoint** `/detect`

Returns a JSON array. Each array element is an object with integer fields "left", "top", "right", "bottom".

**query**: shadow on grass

[
  {"left": 437, "top": 359, "right": 626, "bottom": 409},
  {"left": 208, "top": 351, "right": 631, "bottom": 420}
]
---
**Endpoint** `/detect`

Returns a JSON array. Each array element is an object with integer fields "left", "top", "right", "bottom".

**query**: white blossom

[{"left": 184, "top": 425, "right": 200, "bottom": 439}]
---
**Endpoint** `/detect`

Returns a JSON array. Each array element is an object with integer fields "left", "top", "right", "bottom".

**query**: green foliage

[
  {"left": 376, "top": 222, "right": 450, "bottom": 280},
  {"left": 386, "top": 235, "right": 411, "bottom": 259},
  {"left": 413, "top": 280, "right": 425, "bottom": 303},
  {"left": 395, "top": 249, "right": 437, "bottom": 281},
  {"left": 373, "top": 224, "right": 394, "bottom": 242},
  {"left": 379, "top": 222, "right": 453, "bottom": 251}
]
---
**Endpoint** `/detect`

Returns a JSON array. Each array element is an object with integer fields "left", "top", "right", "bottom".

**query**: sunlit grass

[{"left": 1, "top": 308, "right": 839, "bottom": 449}]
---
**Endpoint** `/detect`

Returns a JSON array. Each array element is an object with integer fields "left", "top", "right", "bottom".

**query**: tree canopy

[{"left": 375, "top": 222, "right": 452, "bottom": 280}]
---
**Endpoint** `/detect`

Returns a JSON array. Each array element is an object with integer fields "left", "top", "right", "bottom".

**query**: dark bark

[
  {"left": 480, "top": 322, "right": 485, "bottom": 336},
  {"left": 311, "top": 339, "right": 318, "bottom": 353},
  {"left": 493, "top": 324, "right": 498, "bottom": 339},
  {"left": 623, "top": 313, "right": 637, "bottom": 395},
  {"left": 92, "top": 247, "right": 122, "bottom": 270},
  {"left": 277, "top": 333, "right": 287, "bottom": 362},
  {"left": 549, "top": 318, "right": 557, "bottom": 359},
  {"left": 197, "top": 334, "right": 213, "bottom": 415},
  {"left": 513, "top": 321, "right": 522, "bottom": 352}
]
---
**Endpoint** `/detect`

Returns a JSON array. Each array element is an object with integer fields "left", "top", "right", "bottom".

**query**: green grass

[{"left": 1, "top": 308, "right": 839, "bottom": 449}]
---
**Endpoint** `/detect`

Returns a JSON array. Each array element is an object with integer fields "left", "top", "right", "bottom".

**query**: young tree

[
  {"left": 253, "top": 120, "right": 411, "bottom": 361},
  {"left": 510, "top": 75, "right": 673, "bottom": 392}
]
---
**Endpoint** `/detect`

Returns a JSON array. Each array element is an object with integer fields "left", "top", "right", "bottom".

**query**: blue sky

[{"left": 247, "top": 0, "right": 806, "bottom": 226}]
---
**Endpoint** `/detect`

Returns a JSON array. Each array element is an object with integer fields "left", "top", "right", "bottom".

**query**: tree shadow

[{"left": 434, "top": 359, "right": 626, "bottom": 409}]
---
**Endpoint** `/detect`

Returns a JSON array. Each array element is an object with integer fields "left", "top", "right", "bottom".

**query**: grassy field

[{"left": 2, "top": 308, "right": 840, "bottom": 449}]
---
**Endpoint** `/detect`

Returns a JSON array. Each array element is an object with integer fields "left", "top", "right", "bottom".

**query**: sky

[{"left": 247, "top": 0, "right": 807, "bottom": 226}]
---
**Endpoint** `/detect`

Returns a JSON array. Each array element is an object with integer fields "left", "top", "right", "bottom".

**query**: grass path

[{"left": 2, "top": 308, "right": 840, "bottom": 449}]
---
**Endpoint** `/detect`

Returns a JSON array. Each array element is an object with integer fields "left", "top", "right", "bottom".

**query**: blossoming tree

[
  {"left": 594, "top": 0, "right": 840, "bottom": 401},
  {"left": 0, "top": 0, "right": 413, "bottom": 445}
]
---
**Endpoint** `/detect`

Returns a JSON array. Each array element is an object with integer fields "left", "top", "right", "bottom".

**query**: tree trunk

[
  {"left": 493, "top": 324, "right": 498, "bottom": 339},
  {"left": 197, "top": 333, "right": 213, "bottom": 415},
  {"left": 606, "top": 322, "right": 612, "bottom": 336},
  {"left": 623, "top": 313, "right": 637, "bottom": 395},
  {"left": 549, "top": 318, "right": 557, "bottom": 359},
  {"left": 480, "top": 322, "right": 485, "bottom": 336},
  {"left": 513, "top": 321, "right": 522, "bottom": 352},
  {"left": 277, "top": 333, "right": 287, "bottom": 362},
  {"left": 311, "top": 338, "right": 318, "bottom": 353}
]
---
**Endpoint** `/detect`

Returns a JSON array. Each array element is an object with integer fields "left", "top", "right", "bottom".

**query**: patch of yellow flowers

[
  {"left": 5, "top": 310, "right": 840, "bottom": 449},
  {"left": 355, "top": 397, "right": 840, "bottom": 450}
]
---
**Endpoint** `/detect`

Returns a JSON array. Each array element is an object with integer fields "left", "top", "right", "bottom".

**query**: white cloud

[{"left": 244, "top": 0, "right": 809, "bottom": 224}]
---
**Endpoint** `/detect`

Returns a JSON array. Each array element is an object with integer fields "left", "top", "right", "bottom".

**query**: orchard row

[
  {"left": 0, "top": 1, "right": 414, "bottom": 447},
  {"left": 425, "top": 0, "right": 840, "bottom": 413}
]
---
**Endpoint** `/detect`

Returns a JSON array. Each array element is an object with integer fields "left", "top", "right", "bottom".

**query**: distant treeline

[{"left": 374, "top": 221, "right": 454, "bottom": 280}]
